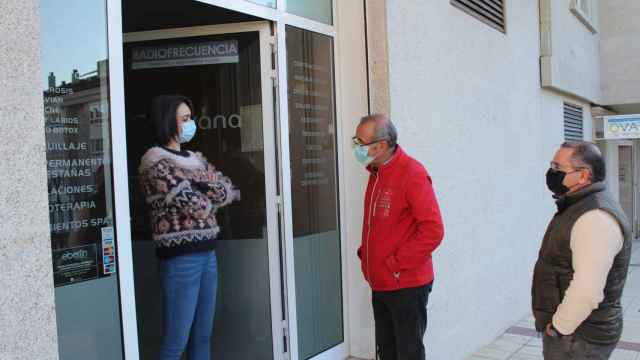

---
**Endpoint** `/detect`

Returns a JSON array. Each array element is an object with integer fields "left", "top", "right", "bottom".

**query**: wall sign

[
  {"left": 131, "top": 40, "right": 239, "bottom": 69},
  {"left": 604, "top": 114, "right": 640, "bottom": 139}
]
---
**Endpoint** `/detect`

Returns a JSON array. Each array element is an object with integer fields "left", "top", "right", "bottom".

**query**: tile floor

[{"left": 467, "top": 247, "right": 640, "bottom": 360}]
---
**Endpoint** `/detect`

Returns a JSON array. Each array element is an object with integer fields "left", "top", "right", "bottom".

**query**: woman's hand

[{"left": 207, "top": 167, "right": 218, "bottom": 183}]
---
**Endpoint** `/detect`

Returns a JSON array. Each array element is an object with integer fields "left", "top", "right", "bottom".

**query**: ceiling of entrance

[
  {"left": 609, "top": 103, "right": 640, "bottom": 115},
  {"left": 123, "top": 0, "right": 262, "bottom": 33}
]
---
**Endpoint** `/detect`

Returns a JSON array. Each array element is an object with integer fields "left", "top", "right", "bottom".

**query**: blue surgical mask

[
  {"left": 354, "top": 145, "right": 375, "bottom": 166},
  {"left": 179, "top": 119, "right": 197, "bottom": 143}
]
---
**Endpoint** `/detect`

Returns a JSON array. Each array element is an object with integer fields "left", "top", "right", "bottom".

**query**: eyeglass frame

[{"left": 352, "top": 136, "right": 387, "bottom": 147}]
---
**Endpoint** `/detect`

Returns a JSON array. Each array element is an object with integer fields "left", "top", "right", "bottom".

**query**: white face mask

[{"left": 178, "top": 119, "right": 197, "bottom": 143}]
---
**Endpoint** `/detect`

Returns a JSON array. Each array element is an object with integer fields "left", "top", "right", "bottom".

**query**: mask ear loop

[
  {"left": 561, "top": 167, "right": 591, "bottom": 196},
  {"left": 573, "top": 167, "right": 593, "bottom": 187}
]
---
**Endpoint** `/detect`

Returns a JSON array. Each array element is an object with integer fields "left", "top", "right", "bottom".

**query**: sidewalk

[{"left": 467, "top": 246, "right": 640, "bottom": 360}]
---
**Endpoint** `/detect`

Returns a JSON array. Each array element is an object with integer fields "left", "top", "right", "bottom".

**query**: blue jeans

[{"left": 159, "top": 250, "right": 218, "bottom": 360}]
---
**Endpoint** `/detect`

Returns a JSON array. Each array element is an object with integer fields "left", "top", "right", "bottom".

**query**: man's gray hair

[
  {"left": 359, "top": 114, "right": 398, "bottom": 148},
  {"left": 561, "top": 141, "right": 606, "bottom": 182}
]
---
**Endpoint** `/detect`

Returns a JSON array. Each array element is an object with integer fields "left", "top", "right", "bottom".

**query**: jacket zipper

[{"left": 366, "top": 173, "right": 381, "bottom": 284}]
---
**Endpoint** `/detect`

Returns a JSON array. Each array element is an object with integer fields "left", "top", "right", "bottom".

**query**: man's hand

[
  {"left": 545, "top": 323, "right": 554, "bottom": 337},
  {"left": 546, "top": 323, "right": 572, "bottom": 337}
]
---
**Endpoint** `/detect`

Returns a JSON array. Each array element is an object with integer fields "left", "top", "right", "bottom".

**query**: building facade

[{"left": 0, "top": 0, "right": 638, "bottom": 359}]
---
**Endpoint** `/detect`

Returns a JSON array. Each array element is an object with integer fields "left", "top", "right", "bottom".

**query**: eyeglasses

[
  {"left": 549, "top": 161, "right": 587, "bottom": 173},
  {"left": 352, "top": 136, "right": 385, "bottom": 147}
]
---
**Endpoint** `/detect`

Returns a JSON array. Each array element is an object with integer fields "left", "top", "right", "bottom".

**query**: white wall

[
  {"left": 0, "top": 0, "right": 59, "bottom": 359},
  {"left": 541, "top": 0, "right": 601, "bottom": 103},
  {"left": 339, "top": 1, "right": 604, "bottom": 358},
  {"left": 334, "top": 1, "right": 375, "bottom": 358},
  {"left": 341, "top": 1, "right": 596, "bottom": 359},
  {"left": 600, "top": 0, "right": 640, "bottom": 106}
]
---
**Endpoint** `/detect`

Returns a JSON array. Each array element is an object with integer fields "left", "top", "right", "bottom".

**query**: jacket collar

[
  {"left": 367, "top": 145, "right": 405, "bottom": 174},
  {"left": 555, "top": 182, "right": 606, "bottom": 212}
]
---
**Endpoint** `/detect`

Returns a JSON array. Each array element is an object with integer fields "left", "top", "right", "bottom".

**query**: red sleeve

[{"left": 385, "top": 167, "right": 444, "bottom": 272}]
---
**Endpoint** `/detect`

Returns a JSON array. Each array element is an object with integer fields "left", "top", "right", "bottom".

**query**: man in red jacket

[{"left": 354, "top": 114, "right": 444, "bottom": 360}]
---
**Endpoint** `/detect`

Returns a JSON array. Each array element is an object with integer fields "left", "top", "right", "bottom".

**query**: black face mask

[{"left": 546, "top": 168, "right": 570, "bottom": 197}]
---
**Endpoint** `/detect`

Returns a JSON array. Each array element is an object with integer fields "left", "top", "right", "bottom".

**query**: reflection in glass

[
  {"left": 124, "top": 31, "right": 273, "bottom": 359},
  {"left": 40, "top": 0, "right": 123, "bottom": 359},
  {"left": 286, "top": 26, "right": 343, "bottom": 359},
  {"left": 287, "top": 0, "right": 333, "bottom": 25}
]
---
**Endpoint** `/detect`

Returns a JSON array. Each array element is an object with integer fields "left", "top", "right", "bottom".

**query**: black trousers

[
  {"left": 542, "top": 333, "right": 617, "bottom": 359},
  {"left": 372, "top": 283, "right": 432, "bottom": 360}
]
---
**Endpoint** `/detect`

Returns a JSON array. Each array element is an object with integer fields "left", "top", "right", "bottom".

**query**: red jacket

[{"left": 358, "top": 146, "right": 444, "bottom": 291}]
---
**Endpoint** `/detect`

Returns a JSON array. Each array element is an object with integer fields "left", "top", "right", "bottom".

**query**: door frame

[
  {"left": 107, "top": 1, "right": 349, "bottom": 358},
  {"left": 274, "top": 20, "right": 348, "bottom": 360},
  {"left": 619, "top": 141, "right": 636, "bottom": 237},
  {"left": 106, "top": 1, "right": 139, "bottom": 358},
  {"left": 111, "top": 20, "right": 285, "bottom": 359},
  {"left": 635, "top": 140, "right": 640, "bottom": 237}
]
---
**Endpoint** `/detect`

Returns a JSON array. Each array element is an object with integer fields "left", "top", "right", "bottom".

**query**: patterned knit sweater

[{"left": 139, "top": 146, "right": 238, "bottom": 258}]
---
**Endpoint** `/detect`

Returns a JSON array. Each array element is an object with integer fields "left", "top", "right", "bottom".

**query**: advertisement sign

[
  {"left": 101, "top": 226, "right": 116, "bottom": 275},
  {"left": 131, "top": 40, "right": 239, "bottom": 69},
  {"left": 53, "top": 244, "right": 98, "bottom": 285},
  {"left": 604, "top": 114, "right": 640, "bottom": 139}
]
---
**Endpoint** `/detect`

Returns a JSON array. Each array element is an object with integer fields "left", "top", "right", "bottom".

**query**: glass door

[
  {"left": 121, "top": 22, "right": 284, "bottom": 359},
  {"left": 105, "top": 0, "right": 347, "bottom": 357},
  {"left": 283, "top": 25, "right": 345, "bottom": 360}
]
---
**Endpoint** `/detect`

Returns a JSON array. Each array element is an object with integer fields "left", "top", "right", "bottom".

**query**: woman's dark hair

[{"left": 148, "top": 94, "right": 194, "bottom": 146}]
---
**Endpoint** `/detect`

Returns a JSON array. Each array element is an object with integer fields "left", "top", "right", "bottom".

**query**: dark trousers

[
  {"left": 372, "top": 283, "right": 432, "bottom": 360},
  {"left": 542, "top": 333, "right": 617, "bottom": 360}
]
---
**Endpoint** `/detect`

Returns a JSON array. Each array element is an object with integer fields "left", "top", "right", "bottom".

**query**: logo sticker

[{"left": 101, "top": 226, "right": 117, "bottom": 275}]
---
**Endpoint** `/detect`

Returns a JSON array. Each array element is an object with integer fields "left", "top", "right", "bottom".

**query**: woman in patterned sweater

[{"left": 139, "top": 95, "right": 238, "bottom": 360}]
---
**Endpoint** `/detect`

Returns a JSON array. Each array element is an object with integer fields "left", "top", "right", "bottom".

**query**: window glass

[
  {"left": 40, "top": 0, "right": 123, "bottom": 358},
  {"left": 286, "top": 25, "right": 343, "bottom": 359},
  {"left": 287, "top": 0, "right": 333, "bottom": 25}
]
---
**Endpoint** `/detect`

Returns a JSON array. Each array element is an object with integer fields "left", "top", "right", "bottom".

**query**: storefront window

[
  {"left": 286, "top": 26, "right": 343, "bottom": 359},
  {"left": 40, "top": 0, "right": 123, "bottom": 359},
  {"left": 287, "top": 0, "right": 333, "bottom": 25}
]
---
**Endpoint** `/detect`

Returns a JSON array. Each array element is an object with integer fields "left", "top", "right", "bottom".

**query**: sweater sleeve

[
  {"left": 194, "top": 162, "right": 239, "bottom": 209},
  {"left": 140, "top": 159, "right": 202, "bottom": 209},
  {"left": 385, "top": 167, "right": 445, "bottom": 273},
  {"left": 552, "top": 210, "right": 623, "bottom": 335}
]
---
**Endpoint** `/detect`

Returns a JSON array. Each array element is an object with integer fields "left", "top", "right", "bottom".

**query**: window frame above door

[{"left": 194, "top": 0, "right": 336, "bottom": 37}]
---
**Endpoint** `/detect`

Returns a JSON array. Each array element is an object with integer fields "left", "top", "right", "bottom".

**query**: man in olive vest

[{"left": 532, "top": 141, "right": 632, "bottom": 359}]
